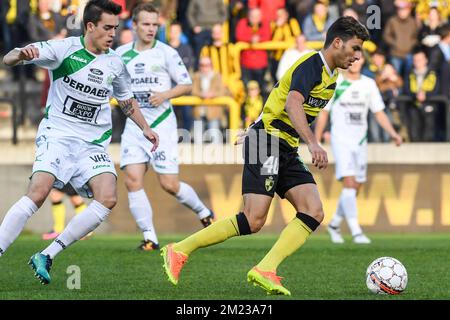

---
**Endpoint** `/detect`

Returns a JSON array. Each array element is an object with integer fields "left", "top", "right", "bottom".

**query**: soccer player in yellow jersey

[{"left": 161, "top": 16, "right": 370, "bottom": 296}]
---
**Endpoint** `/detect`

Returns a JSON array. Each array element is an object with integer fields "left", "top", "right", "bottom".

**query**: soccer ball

[{"left": 366, "top": 257, "right": 408, "bottom": 295}]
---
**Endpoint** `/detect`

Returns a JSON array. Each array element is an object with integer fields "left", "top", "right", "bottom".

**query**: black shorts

[
  {"left": 242, "top": 121, "right": 315, "bottom": 198},
  {"left": 57, "top": 184, "right": 78, "bottom": 197}
]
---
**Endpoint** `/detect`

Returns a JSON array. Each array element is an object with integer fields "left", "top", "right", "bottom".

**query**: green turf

[{"left": 0, "top": 234, "right": 449, "bottom": 300}]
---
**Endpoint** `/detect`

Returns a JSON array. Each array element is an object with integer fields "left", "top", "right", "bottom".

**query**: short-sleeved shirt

[
  {"left": 25, "top": 36, "right": 133, "bottom": 147},
  {"left": 115, "top": 40, "right": 192, "bottom": 129},
  {"left": 262, "top": 51, "right": 338, "bottom": 149},
  {"left": 324, "top": 74, "right": 385, "bottom": 146}
]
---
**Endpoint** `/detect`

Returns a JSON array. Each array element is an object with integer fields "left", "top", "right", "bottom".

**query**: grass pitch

[{"left": 0, "top": 233, "right": 449, "bottom": 300}]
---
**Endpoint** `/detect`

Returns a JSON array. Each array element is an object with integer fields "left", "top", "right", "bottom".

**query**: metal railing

[{"left": 170, "top": 95, "right": 241, "bottom": 131}]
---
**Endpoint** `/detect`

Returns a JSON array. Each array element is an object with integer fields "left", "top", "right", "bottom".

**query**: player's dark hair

[
  {"left": 324, "top": 16, "right": 370, "bottom": 48},
  {"left": 83, "top": 0, "right": 122, "bottom": 28},
  {"left": 132, "top": 3, "right": 159, "bottom": 23}
]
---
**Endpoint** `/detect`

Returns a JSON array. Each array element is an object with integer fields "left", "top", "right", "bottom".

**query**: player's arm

[
  {"left": 4, "top": 40, "right": 65, "bottom": 69},
  {"left": 374, "top": 111, "right": 402, "bottom": 146},
  {"left": 285, "top": 90, "right": 328, "bottom": 169},
  {"left": 149, "top": 84, "right": 192, "bottom": 107},
  {"left": 118, "top": 98, "right": 159, "bottom": 151},
  {"left": 114, "top": 62, "right": 159, "bottom": 151},
  {"left": 3, "top": 45, "right": 40, "bottom": 66},
  {"left": 314, "top": 109, "right": 330, "bottom": 144}
]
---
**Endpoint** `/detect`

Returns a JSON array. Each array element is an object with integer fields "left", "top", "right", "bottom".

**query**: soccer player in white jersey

[
  {"left": 115, "top": 3, "right": 214, "bottom": 251},
  {"left": 0, "top": 0, "right": 159, "bottom": 284},
  {"left": 315, "top": 55, "right": 402, "bottom": 244}
]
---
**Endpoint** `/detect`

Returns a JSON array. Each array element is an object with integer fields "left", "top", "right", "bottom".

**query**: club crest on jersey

[
  {"left": 150, "top": 65, "right": 161, "bottom": 72},
  {"left": 265, "top": 176, "right": 274, "bottom": 192}
]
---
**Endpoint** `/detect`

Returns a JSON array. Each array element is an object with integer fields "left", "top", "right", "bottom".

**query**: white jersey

[
  {"left": 116, "top": 40, "right": 192, "bottom": 129},
  {"left": 324, "top": 74, "right": 385, "bottom": 146},
  {"left": 25, "top": 36, "right": 133, "bottom": 147}
]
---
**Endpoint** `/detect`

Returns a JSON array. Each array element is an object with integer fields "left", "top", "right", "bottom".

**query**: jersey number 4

[{"left": 263, "top": 156, "right": 279, "bottom": 175}]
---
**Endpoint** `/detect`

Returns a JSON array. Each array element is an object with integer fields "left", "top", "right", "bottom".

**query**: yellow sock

[
  {"left": 174, "top": 215, "right": 240, "bottom": 255},
  {"left": 52, "top": 202, "right": 66, "bottom": 233},
  {"left": 74, "top": 203, "right": 87, "bottom": 215},
  {"left": 256, "top": 217, "right": 313, "bottom": 272}
]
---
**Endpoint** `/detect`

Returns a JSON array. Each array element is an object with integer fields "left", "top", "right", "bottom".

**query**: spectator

[
  {"left": 200, "top": 23, "right": 245, "bottom": 105},
  {"left": 286, "top": 0, "right": 314, "bottom": 27},
  {"left": 342, "top": 0, "right": 371, "bottom": 25},
  {"left": 170, "top": 22, "right": 195, "bottom": 71},
  {"left": 228, "top": 0, "right": 247, "bottom": 43},
  {"left": 169, "top": 21, "right": 195, "bottom": 131},
  {"left": 191, "top": 57, "right": 227, "bottom": 143},
  {"left": 429, "top": 24, "right": 450, "bottom": 98},
  {"left": 243, "top": 80, "right": 263, "bottom": 127},
  {"left": 236, "top": 7, "right": 271, "bottom": 95},
  {"left": 403, "top": 49, "right": 440, "bottom": 142},
  {"left": 302, "top": 0, "right": 335, "bottom": 41},
  {"left": 1, "top": 1, "right": 12, "bottom": 54},
  {"left": 419, "top": 7, "right": 445, "bottom": 57},
  {"left": 187, "top": 0, "right": 227, "bottom": 69},
  {"left": 415, "top": 0, "right": 449, "bottom": 23},
  {"left": 276, "top": 34, "right": 312, "bottom": 81},
  {"left": 383, "top": 0, "right": 418, "bottom": 78},
  {"left": 175, "top": 0, "right": 192, "bottom": 42},
  {"left": 248, "top": 0, "right": 285, "bottom": 23},
  {"left": 369, "top": 63, "right": 404, "bottom": 142},
  {"left": 28, "top": 0, "right": 67, "bottom": 42},
  {"left": 362, "top": 47, "right": 386, "bottom": 79},
  {"left": 270, "top": 7, "right": 301, "bottom": 82}
]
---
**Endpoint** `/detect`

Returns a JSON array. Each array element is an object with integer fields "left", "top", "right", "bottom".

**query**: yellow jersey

[{"left": 262, "top": 51, "right": 338, "bottom": 148}]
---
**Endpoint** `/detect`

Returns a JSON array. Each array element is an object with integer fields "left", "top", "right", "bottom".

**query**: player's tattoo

[{"left": 119, "top": 99, "right": 135, "bottom": 117}]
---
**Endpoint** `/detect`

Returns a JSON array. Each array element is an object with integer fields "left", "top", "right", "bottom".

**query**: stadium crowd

[{"left": 0, "top": 0, "right": 449, "bottom": 142}]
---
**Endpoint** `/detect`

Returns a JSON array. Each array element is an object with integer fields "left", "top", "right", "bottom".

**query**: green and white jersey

[
  {"left": 324, "top": 74, "right": 385, "bottom": 146},
  {"left": 25, "top": 36, "right": 133, "bottom": 147},
  {"left": 116, "top": 40, "right": 192, "bottom": 129}
]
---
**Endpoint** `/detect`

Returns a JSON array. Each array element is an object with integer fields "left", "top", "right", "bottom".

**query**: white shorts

[
  {"left": 332, "top": 142, "right": 367, "bottom": 183},
  {"left": 120, "top": 114, "right": 179, "bottom": 174},
  {"left": 32, "top": 135, "right": 116, "bottom": 198}
]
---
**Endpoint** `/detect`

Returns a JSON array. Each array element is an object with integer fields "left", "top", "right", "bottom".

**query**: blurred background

[{"left": 0, "top": 0, "right": 449, "bottom": 235}]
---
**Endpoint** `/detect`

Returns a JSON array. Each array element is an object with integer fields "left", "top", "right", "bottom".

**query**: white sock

[
  {"left": 42, "top": 200, "right": 110, "bottom": 259},
  {"left": 0, "top": 196, "right": 38, "bottom": 254},
  {"left": 176, "top": 182, "right": 210, "bottom": 219},
  {"left": 329, "top": 197, "right": 345, "bottom": 229},
  {"left": 340, "top": 188, "right": 363, "bottom": 236},
  {"left": 128, "top": 189, "right": 158, "bottom": 244}
]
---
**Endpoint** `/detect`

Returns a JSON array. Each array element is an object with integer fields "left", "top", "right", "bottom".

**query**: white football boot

[
  {"left": 353, "top": 233, "right": 371, "bottom": 244},
  {"left": 327, "top": 225, "right": 344, "bottom": 244}
]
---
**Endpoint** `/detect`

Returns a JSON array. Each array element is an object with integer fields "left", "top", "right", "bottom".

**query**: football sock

[
  {"left": 42, "top": 200, "right": 110, "bottom": 259},
  {"left": 52, "top": 201, "right": 66, "bottom": 233},
  {"left": 256, "top": 212, "right": 320, "bottom": 272},
  {"left": 173, "top": 213, "right": 246, "bottom": 255},
  {"left": 74, "top": 202, "right": 87, "bottom": 215},
  {"left": 0, "top": 196, "right": 38, "bottom": 254},
  {"left": 128, "top": 189, "right": 158, "bottom": 244},
  {"left": 329, "top": 196, "right": 345, "bottom": 228},
  {"left": 340, "top": 188, "right": 363, "bottom": 236},
  {"left": 176, "top": 182, "right": 210, "bottom": 219}
]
